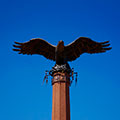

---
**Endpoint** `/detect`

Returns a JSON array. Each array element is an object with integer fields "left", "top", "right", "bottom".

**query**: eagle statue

[{"left": 13, "top": 37, "right": 112, "bottom": 65}]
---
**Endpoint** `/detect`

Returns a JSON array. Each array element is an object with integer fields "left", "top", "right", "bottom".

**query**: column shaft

[{"left": 52, "top": 72, "right": 70, "bottom": 120}]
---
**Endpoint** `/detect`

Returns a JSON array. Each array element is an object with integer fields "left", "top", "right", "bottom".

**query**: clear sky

[{"left": 0, "top": 0, "right": 120, "bottom": 120}]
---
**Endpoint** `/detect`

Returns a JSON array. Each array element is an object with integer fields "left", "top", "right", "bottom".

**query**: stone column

[{"left": 52, "top": 72, "right": 70, "bottom": 120}]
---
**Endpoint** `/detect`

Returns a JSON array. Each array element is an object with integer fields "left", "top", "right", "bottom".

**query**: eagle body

[
  {"left": 55, "top": 40, "right": 66, "bottom": 65},
  {"left": 13, "top": 37, "right": 112, "bottom": 65}
]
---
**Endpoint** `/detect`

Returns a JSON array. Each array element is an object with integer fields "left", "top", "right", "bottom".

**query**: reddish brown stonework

[{"left": 52, "top": 72, "right": 70, "bottom": 120}]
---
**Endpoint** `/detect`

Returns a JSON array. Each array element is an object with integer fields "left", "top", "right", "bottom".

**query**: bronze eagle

[{"left": 13, "top": 37, "right": 112, "bottom": 65}]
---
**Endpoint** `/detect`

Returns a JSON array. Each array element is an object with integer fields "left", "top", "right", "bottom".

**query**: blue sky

[{"left": 0, "top": 0, "right": 120, "bottom": 120}]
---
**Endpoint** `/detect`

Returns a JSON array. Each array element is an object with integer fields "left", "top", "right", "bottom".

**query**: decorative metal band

[{"left": 52, "top": 72, "right": 70, "bottom": 85}]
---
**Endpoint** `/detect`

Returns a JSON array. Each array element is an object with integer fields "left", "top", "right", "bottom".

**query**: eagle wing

[
  {"left": 64, "top": 37, "right": 112, "bottom": 61},
  {"left": 13, "top": 38, "right": 56, "bottom": 61}
]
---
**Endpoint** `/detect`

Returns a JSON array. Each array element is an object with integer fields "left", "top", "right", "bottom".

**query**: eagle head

[
  {"left": 58, "top": 40, "right": 64, "bottom": 47},
  {"left": 56, "top": 40, "right": 64, "bottom": 51},
  {"left": 58, "top": 40, "right": 64, "bottom": 45}
]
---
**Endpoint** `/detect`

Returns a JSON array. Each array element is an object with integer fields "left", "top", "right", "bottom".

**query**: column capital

[{"left": 49, "top": 63, "right": 72, "bottom": 76}]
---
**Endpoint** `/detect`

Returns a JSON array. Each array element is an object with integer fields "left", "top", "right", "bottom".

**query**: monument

[{"left": 13, "top": 36, "right": 111, "bottom": 120}]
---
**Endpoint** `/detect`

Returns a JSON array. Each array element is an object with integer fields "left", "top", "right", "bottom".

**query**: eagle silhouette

[{"left": 13, "top": 37, "right": 111, "bottom": 65}]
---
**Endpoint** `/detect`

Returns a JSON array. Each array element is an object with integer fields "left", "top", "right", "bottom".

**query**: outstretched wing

[
  {"left": 64, "top": 37, "right": 112, "bottom": 61},
  {"left": 13, "top": 38, "right": 56, "bottom": 61}
]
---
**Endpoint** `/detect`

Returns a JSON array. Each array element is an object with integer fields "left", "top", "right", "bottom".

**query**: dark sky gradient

[{"left": 0, "top": 0, "right": 120, "bottom": 120}]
